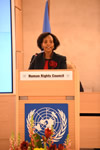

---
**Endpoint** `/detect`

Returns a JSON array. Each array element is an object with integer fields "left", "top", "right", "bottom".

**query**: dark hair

[{"left": 37, "top": 32, "right": 60, "bottom": 51}]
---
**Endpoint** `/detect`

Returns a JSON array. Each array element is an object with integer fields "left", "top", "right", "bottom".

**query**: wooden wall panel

[
  {"left": 16, "top": 51, "right": 24, "bottom": 70},
  {"left": 80, "top": 117, "right": 100, "bottom": 148},
  {"left": 15, "top": 0, "right": 23, "bottom": 70},
  {"left": 80, "top": 92, "right": 100, "bottom": 149},
  {"left": 80, "top": 92, "right": 100, "bottom": 113},
  {"left": 15, "top": 8, "right": 23, "bottom": 51},
  {"left": 0, "top": 95, "right": 16, "bottom": 150},
  {"left": 0, "top": 139, "right": 9, "bottom": 150},
  {"left": 14, "top": 0, "right": 22, "bottom": 10}
]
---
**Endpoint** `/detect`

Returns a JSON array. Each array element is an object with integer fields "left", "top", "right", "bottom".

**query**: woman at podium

[
  {"left": 29, "top": 32, "right": 67, "bottom": 69},
  {"left": 29, "top": 32, "right": 84, "bottom": 92}
]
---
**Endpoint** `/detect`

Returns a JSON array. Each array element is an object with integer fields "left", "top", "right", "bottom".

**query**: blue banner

[
  {"left": 43, "top": 0, "right": 51, "bottom": 32},
  {"left": 25, "top": 103, "right": 68, "bottom": 146}
]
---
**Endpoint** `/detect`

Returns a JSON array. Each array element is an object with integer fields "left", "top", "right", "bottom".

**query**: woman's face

[{"left": 41, "top": 35, "right": 54, "bottom": 54}]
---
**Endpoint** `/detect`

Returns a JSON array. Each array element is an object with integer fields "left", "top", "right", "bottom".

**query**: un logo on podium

[{"left": 25, "top": 104, "right": 68, "bottom": 145}]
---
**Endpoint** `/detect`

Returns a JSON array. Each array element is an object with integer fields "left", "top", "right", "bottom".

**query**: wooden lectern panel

[
  {"left": 17, "top": 69, "right": 75, "bottom": 96},
  {"left": 16, "top": 69, "right": 80, "bottom": 150},
  {"left": 18, "top": 99, "right": 75, "bottom": 150}
]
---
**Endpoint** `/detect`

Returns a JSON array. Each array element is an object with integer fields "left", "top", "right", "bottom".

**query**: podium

[{"left": 16, "top": 69, "right": 80, "bottom": 150}]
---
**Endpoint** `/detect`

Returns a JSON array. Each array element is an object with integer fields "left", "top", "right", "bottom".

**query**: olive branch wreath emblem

[{"left": 26, "top": 108, "right": 67, "bottom": 142}]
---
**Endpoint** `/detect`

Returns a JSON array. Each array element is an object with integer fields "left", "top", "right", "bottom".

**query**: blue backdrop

[{"left": 0, "top": 0, "right": 13, "bottom": 93}]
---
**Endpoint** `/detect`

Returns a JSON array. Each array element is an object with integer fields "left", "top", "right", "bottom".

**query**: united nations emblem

[{"left": 26, "top": 107, "right": 67, "bottom": 142}]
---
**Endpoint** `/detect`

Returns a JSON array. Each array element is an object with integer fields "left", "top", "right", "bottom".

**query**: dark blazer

[
  {"left": 29, "top": 52, "right": 67, "bottom": 69},
  {"left": 29, "top": 52, "right": 84, "bottom": 92}
]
